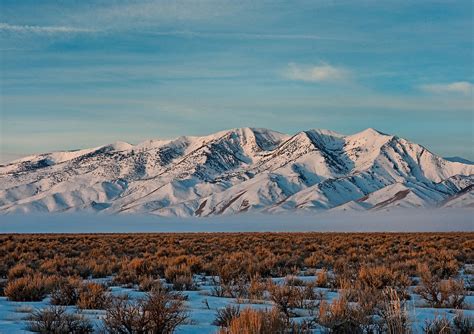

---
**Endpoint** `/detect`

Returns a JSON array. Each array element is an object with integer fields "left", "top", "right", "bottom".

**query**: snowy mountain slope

[
  {"left": 439, "top": 185, "right": 474, "bottom": 208},
  {"left": 329, "top": 183, "right": 430, "bottom": 212},
  {"left": 444, "top": 157, "right": 474, "bottom": 165},
  {"left": 1, "top": 127, "right": 473, "bottom": 216}
]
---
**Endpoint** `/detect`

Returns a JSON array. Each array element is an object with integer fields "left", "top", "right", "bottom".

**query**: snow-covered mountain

[{"left": 1, "top": 127, "right": 473, "bottom": 216}]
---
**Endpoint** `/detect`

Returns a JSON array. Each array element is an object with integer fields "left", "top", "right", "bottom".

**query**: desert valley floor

[{"left": 0, "top": 232, "right": 472, "bottom": 333}]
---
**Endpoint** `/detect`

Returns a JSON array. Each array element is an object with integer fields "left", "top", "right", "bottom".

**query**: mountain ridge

[{"left": 1, "top": 127, "right": 473, "bottom": 216}]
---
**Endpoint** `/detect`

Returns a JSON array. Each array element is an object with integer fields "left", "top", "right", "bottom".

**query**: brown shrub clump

[
  {"left": 267, "top": 282, "right": 301, "bottom": 318},
  {"left": 316, "top": 269, "right": 329, "bottom": 288},
  {"left": 213, "top": 304, "right": 241, "bottom": 328},
  {"left": 50, "top": 277, "right": 82, "bottom": 306},
  {"left": 416, "top": 264, "right": 466, "bottom": 308},
  {"left": 357, "top": 265, "right": 411, "bottom": 299},
  {"left": 77, "top": 282, "right": 110, "bottom": 310},
  {"left": 114, "top": 257, "right": 155, "bottom": 286},
  {"left": 5, "top": 275, "right": 57, "bottom": 302},
  {"left": 103, "top": 288, "right": 188, "bottom": 334},
  {"left": 7, "top": 263, "right": 34, "bottom": 280},
  {"left": 164, "top": 265, "right": 195, "bottom": 291},
  {"left": 422, "top": 312, "right": 473, "bottom": 334},
  {"left": 27, "top": 306, "right": 93, "bottom": 334},
  {"left": 138, "top": 275, "right": 163, "bottom": 292},
  {"left": 317, "top": 296, "right": 370, "bottom": 333},
  {"left": 219, "top": 308, "right": 310, "bottom": 334}
]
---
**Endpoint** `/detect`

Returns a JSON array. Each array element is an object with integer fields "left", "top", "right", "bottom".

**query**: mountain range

[{"left": 1, "top": 127, "right": 473, "bottom": 216}]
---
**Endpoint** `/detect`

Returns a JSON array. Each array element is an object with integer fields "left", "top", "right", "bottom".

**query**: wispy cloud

[
  {"left": 419, "top": 81, "right": 473, "bottom": 95},
  {"left": 284, "top": 62, "right": 351, "bottom": 82},
  {"left": 0, "top": 23, "right": 95, "bottom": 34},
  {"left": 149, "top": 30, "right": 341, "bottom": 41}
]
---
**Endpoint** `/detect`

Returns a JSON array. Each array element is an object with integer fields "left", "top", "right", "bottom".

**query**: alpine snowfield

[{"left": 1, "top": 127, "right": 473, "bottom": 216}]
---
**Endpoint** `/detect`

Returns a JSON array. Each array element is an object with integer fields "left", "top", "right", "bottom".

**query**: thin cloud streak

[
  {"left": 419, "top": 81, "right": 473, "bottom": 95},
  {"left": 0, "top": 23, "right": 96, "bottom": 34},
  {"left": 148, "top": 30, "right": 346, "bottom": 41},
  {"left": 0, "top": 23, "right": 344, "bottom": 41}
]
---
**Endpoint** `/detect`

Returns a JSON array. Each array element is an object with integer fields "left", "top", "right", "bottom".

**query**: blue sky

[{"left": 0, "top": 0, "right": 473, "bottom": 162}]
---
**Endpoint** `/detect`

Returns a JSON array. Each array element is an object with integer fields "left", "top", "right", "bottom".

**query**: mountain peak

[
  {"left": 355, "top": 127, "right": 388, "bottom": 137},
  {"left": 103, "top": 141, "right": 134, "bottom": 152},
  {"left": 1, "top": 126, "right": 473, "bottom": 216}
]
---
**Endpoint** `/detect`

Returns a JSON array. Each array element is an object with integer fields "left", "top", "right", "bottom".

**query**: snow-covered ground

[
  {"left": 0, "top": 275, "right": 472, "bottom": 333},
  {"left": 0, "top": 209, "right": 473, "bottom": 233}
]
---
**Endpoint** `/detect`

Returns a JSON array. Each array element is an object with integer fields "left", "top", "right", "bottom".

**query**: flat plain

[{"left": 0, "top": 232, "right": 472, "bottom": 333}]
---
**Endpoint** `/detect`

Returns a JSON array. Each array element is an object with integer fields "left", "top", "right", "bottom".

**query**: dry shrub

[
  {"left": 164, "top": 265, "right": 195, "bottom": 291},
  {"left": 50, "top": 277, "right": 82, "bottom": 306},
  {"left": 77, "top": 282, "right": 110, "bottom": 310},
  {"left": 337, "top": 265, "right": 412, "bottom": 324},
  {"left": 321, "top": 286, "right": 409, "bottom": 333},
  {"left": 303, "top": 252, "right": 321, "bottom": 268},
  {"left": 219, "top": 308, "right": 309, "bottom": 334},
  {"left": 171, "top": 274, "right": 195, "bottom": 291},
  {"left": 114, "top": 258, "right": 153, "bottom": 285},
  {"left": 248, "top": 276, "right": 267, "bottom": 300},
  {"left": 351, "top": 285, "right": 381, "bottom": 318},
  {"left": 416, "top": 264, "right": 465, "bottom": 308},
  {"left": 299, "top": 282, "right": 323, "bottom": 310},
  {"left": 103, "top": 288, "right": 188, "bottom": 334},
  {"left": 7, "top": 263, "right": 34, "bottom": 280},
  {"left": 267, "top": 282, "right": 300, "bottom": 318},
  {"left": 439, "top": 279, "right": 466, "bottom": 309},
  {"left": 273, "top": 280, "right": 321, "bottom": 313},
  {"left": 379, "top": 288, "right": 410, "bottom": 334},
  {"left": 285, "top": 275, "right": 306, "bottom": 286},
  {"left": 102, "top": 296, "right": 150, "bottom": 333},
  {"left": 430, "top": 249, "right": 461, "bottom": 279},
  {"left": 333, "top": 256, "right": 357, "bottom": 281},
  {"left": 167, "top": 255, "right": 203, "bottom": 274},
  {"left": 5, "top": 275, "right": 57, "bottom": 302},
  {"left": 317, "top": 296, "right": 371, "bottom": 333},
  {"left": 212, "top": 276, "right": 247, "bottom": 298},
  {"left": 213, "top": 252, "right": 260, "bottom": 298},
  {"left": 422, "top": 315, "right": 452, "bottom": 334},
  {"left": 358, "top": 265, "right": 410, "bottom": 299},
  {"left": 452, "top": 311, "right": 474, "bottom": 333},
  {"left": 89, "top": 261, "right": 111, "bottom": 279},
  {"left": 138, "top": 275, "right": 163, "bottom": 292},
  {"left": 316, "top": 269, "right": 329, "bottom": 288},
  {"left": 40, "top": 257, "right": 75, "bottom": 277},
  {"left": 27, "top": 306, "right": 93, "bottom": 334},
  {"left": 213, "top": 304, "right": 241, "bottom": 327}
]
